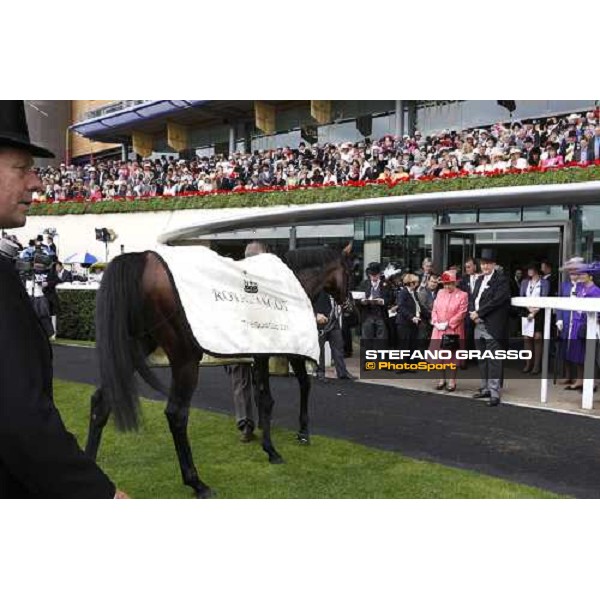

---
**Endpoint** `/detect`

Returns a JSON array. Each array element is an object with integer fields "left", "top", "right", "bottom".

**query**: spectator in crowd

[
  {"left": 564, "top": 263, "right": 600, "bottom": 391},
  {"left": 417, "top": 273, "right": 439, "bottom": 341},
  {"left": 459, "top": 258, "right": 480, "bottom": 362},
  {"left": 556, "top": 257, "right": 584, "bottom": 385},
  {"left": 396, "top": 273, "right": 422, "bottom": 354},
  {"left": 540, "top": 258, "right": 558, "bottom": 297},
  {"left": 589, "top": 126, "right": 600, "bottom": 162},
  {"left": 45, "top": 235, "right": 57, "bottom": 255},
  {"left": 509, "top": 266, "right": 524, "bottom": 297},
  {"left": 541, "top": 143, "right": 565, "bottom": 168},
  {"left": 416, "top": 257, "right": 434, "bottom": 291},
  {"left": 519, "top": 263, "right": 550, "bottom": 375},
  {"left": 359, "top": 262, "right": 389, "bottom": 340},
  {"left": 54, "top": 260, "right": 72, "bottom": 283},
  {"left": 429, "top": 271, "right": 469, "bottom": 392},
  {"left": 469, "top": 248, "right": 511, "bottom": 407}
]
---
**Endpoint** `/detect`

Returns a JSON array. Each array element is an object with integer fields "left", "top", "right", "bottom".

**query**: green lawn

[{"left": 54, "top": 379, "right": 563, "bottom": 499}]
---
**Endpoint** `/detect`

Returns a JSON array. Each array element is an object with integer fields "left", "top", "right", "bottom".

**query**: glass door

[{"left": 445, "top": 233, "right": 475, "bottom": 273}]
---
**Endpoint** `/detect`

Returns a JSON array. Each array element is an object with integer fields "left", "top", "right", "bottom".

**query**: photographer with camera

[
  {"left": 0, "top": 100, "right": 128, "bottom": 499},
  {"left": 15, "top": 245, "right": 55, "bottom": 338}
]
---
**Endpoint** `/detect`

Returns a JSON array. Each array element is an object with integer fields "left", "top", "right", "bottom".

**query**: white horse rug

[{"left": 156, "top": 244, "right": 320, "bottom": 362}]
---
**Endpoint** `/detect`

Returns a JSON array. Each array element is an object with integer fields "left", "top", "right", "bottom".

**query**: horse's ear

[{"left": 342, "top": 241, "right": 353, "bottom": 256}]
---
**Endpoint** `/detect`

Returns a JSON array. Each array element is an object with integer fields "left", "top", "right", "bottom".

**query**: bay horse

[{"left": 85, "top": 244, "right": 352, "bottom": 498}]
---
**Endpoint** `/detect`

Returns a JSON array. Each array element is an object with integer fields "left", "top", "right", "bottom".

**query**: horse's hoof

[
  {"left": 240, "top": 424, "right": 256, "bottom": 443},
  {"left": 297, "top": 433, "right": 310, "bottom": 445},
  {"left": 195, "top": 487, "right": 216, "bottom": 499},
  {"left": 269, "top": 454, "right": 285, "bottom": 465}
]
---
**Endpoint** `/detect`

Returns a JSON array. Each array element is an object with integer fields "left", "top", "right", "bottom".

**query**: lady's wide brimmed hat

[
  {"left": 0, "top": 100, "right": 54, "bottom": 158},
  {"left": 576, "top": 262, "right": 600, "bottom": 275},
  {"left": 440, "top": 270, "right": 457, "bottom": 284},
  {"left": 560, "top": 256, "right": 584, "bottom": 271}
]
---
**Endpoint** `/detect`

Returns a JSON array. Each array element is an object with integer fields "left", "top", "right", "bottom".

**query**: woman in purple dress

[
  {"left": 556, "top": 257, "right": 584, "bottom": 385},
  {"left": 564, "top": 263, "right": 600, "bottom": 390}
]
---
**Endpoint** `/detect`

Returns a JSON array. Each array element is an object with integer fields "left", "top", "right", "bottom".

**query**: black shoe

[
  {"left": 317, "top": 374, "right": 327, "bottom": 383},
  {"left": 487, "top": 397, "right": 501, "bottom": 407},
  {"left": 338, "top": 374, "right": 356, "bottom": 380},
  {"left": 472, "top": 390, "right": 491, "bottom": 399}
]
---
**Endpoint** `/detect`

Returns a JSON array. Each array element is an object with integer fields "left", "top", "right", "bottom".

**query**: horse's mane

[{"left": 283, "top": 246, "right": 341, "bottom": 273}]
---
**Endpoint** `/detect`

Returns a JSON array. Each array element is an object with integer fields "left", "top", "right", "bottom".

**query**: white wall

[{"left": 10, "top": 207, "right": 268, "bottom": 262}]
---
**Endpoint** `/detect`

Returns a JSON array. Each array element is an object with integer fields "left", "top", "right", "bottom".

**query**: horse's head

[
  {"left": 321, "top": 242, "right": 353, "bottom": 306},
  {"left": 284, "top": 243, "right": 355, "bottom": 307}
]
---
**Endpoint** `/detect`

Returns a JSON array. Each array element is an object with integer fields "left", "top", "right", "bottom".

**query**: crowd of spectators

[{"left": 32, "top": 109, "right": 600, "bottom": 203}]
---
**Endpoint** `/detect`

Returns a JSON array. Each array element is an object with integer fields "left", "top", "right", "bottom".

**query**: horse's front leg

[
  {"left": 165, "top": 356, "right": 213, "bottom": 498},
  {"left": 254, "top": 357, "right": 284, "bottom": 464},
  {"left": 85, "top": 388, "right": 111, "bottom": 460},
  {"left": 290, "top": 357, "right": 311, "bottom": 444}
]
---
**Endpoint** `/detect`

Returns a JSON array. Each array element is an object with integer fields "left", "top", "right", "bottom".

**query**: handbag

[{"left": 440, "top": 333, "right": 460, "bottom": 351}]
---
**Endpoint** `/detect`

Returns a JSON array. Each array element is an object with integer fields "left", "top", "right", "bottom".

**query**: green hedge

[
  {"left": 57, "top": 289, "right": 97, "bottom": 341},
  {"left": 29, "top": 165, "right": 600, "bottom": 217}
]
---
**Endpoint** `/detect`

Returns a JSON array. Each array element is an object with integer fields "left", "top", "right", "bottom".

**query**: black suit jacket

[
  {"left": 395, "top": 287, "right": 420, "bottom": 326},
  {"left": 0, "top": 256, "right": 115, "bottom": 498},
  {"left": 469, "top": 270, "right": 511, "bottom": 341},
  {"left": 359, "top": 279, "right": 389, "bottom": 320},
  {"left": 543, "top": 273, "right": 558, "bottom": 297}
]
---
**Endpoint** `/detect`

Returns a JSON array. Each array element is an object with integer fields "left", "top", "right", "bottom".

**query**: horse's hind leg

[
  {"left": 255, "top": 357, "right": 284, "bottom": 464},
  {"left": 290, "top": 357, "right": 311, "bottom": 445},
  {"left": 85, "top": 388, "right": 111, "bottom": 461},
  {"left": 165, "top": 356, "right": 213, "bottom": 498}
]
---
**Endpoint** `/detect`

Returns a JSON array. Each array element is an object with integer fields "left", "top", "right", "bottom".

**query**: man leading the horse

[{"left": 0, "top": 100, "right": 127, "bottom": 498}]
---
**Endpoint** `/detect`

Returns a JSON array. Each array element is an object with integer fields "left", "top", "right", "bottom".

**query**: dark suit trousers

[
  {"left": 397, "top": 323, "right": 419, "bottom": 354},
  {"left": 318, "top": 326, "right": 351, "bottom": 378},
  {"left": 474, "top": 322, "right": 503, "bottom": 398},
  {"left": 227, "top": 364, "right": 254, "bottom": 428}
]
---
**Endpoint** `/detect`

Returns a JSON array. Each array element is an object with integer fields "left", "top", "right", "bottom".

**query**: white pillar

[
  {"left": 229, "top": 125, "right": 236, "bottom": 155},
  {"left": 395, "top": 100, "right": 404, "bottom": 139},
  {"left": 540, "top": 307, "right": 551, "bottom": 403},
  {"left": 582, "top": 311, "right": 597, "bottom": 410},
  {"left": 363, "top": 239, "right": 382, "bottom": 270}
]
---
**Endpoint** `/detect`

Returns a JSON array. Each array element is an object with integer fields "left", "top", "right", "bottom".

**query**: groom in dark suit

[{"left": 469, "top": 248, "right": 511, "bottom": 406}]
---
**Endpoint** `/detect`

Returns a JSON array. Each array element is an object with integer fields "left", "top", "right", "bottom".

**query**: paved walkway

[
  {"left": 53, "top": 344, "right": 600, "bottom": 498},
  {"left": 342, "top": 356, "right": 600, "bottom": 418}
]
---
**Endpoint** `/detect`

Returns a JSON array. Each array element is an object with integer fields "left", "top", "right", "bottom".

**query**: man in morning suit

[
  {"left": 0, "top": 100, "right": 127, "bottom": 498},
  {"left": 469, "top": 248, "right": 511, "bottom": 406}
]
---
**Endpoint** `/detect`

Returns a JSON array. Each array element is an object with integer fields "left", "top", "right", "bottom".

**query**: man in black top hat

[
  {"left": 0, "top": 101, "right": 126, "bottom": 498},
  {"left": 359, "top": 261, "right": 389, "bottom": 340},
  {"left": 468, "top": 248, "right": 511, "bottom": 406}
]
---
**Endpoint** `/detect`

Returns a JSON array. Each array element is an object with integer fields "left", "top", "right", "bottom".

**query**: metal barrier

[{"left": 511, "top": 296, "right": 600, "bottom": 409}]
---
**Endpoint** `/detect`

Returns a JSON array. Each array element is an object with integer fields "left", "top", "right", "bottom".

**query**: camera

[
  {"left": 16, "top": 250, "right": 53, "bottom": 275},
  {"left": 0, "top": 237, "right": 20, "bottom": 260}
]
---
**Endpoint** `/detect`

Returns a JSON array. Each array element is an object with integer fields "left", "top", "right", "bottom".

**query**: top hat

[
  {"left": 0, "top": 100, "right": 54, "bottom": 158},
  {"left": 366, "top": 262, "right": 381, "bottom": 275},
  {"left": 479, "top": 248, "right": 497, "bottom": 262}
]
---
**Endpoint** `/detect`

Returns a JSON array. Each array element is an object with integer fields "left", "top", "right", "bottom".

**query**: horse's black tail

[{"left": 95, "top": 251, "right": 167, "bottom": 431}]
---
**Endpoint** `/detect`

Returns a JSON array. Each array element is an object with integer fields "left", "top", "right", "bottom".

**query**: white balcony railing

[{"left": 511, "top": 296, "right": 600, "bottom": 409}]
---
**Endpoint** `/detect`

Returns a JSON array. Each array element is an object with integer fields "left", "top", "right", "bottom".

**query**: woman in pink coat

[{"left": 429, "top": 270, "right": 469, "bottom": 392}]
